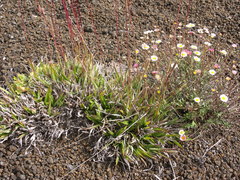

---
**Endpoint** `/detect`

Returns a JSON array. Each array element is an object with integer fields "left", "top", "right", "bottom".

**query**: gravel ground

[{"left": 0, "top": 0, "right": 240, "bottom": 179}]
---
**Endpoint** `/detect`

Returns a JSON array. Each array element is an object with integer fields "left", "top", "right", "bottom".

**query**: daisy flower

[
  {"left": 193, "top": 51, "right": 201, "bottom": 56},
  {"left": 179, "top": 130, "right": 185, "bottom": 136},
  {"left": 219, "top": 50, "right": 227, "bottom": 55},
  {"left": 151, "top": 55, "right": 158, "bottom": 61},
  {"left": 186, "top": 23, "right": 195, "bottom": 28},
  {"left": 209, "top": 69, "right": 216, "bottom": 75},
  {"left": 197, "top": 29, "right": 204, "bottom": 33},
  {"left": 180, "top": 51, "right": 188, "bottom": 57},
  {"left": 155, "top": 39, "right": 162, "bottom": 44},
  {"left": 141, "top": 43, "right": 150, "bottom": 50},
  {"left": 135, "top": 49, "right": 139, "bottom": 54},
  {"left": 194, "top": 97, "right": 201, "bottom": 103},
  {"left": 190, "top": 45, "right": 198, "bottom": 49},
  {"left": 220, "top": 94, "right": 228, "bottom": 102},
  {"left": 204, "top": 42, "right": 212, "bottom": 46},
  {"left": 155, "top": 74, "right": 161, "bottom": 81},
  {"left": 193, "top": 69, "right": 201, "bottom": 74},
  {"left": 203, "top": 27, "right": 209, "bottom": 33},
  {"left": 180, "top": 135, "right": 187, "bottom": 141},
  {"left": 210, "top": 33, "right": 216, "bottom": 38},
  {"left": 232, "top": 44, "right": 238, "bottom": 48},
  {"left": 193, "top": 56, "right": 201, "bottom": 62},
  {"left": 177, "top": 43, "right": 185, "bottom": 48},
  {"left": 232, "top": 70, "right": 238, "bottom": 75}
]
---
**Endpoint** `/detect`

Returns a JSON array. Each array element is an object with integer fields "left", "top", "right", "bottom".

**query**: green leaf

[
  {"left": 115, "top": 155, "right": 120, "bottom": 165},
  {"left": 23, "top": 106, "right": 36, "bottom": 115},
  {"left": 105, "top": 128, "right": 115, "bottom": 136},
  {"left": 115, "top": 126, "right": 127, "bottom": 137},
  {"left": 120, "top": 121, "right": 129, "bottom": 125},
  {"left": 86, "top": 114, "right": 102, "bottom": 124},
  {"left": 53, "top": 94, "right": 65, "bottom": 107},
  {"left": 0, "top": 127, "right": 11, "bottom": 139},
  {"left": 32, "top": 90, "right": 43, "bottom": 102},
  {"left": 134, "top": 146, "right": 152, "bottom": 159},
  {"left": 44, "top": 87, "right": 54, "bottom": 106},
  {"left": 49, "top": 65, "right": 57, "bottom": 81},
  {"left": 184, "top": 121, "right": 197, "bottom": 129},
  {"left": 171, "top": 140, "right": 183, "bottom": 148},
  {"left": 146, "top": 132, "right": 166, "bottom": 137},
  {"left": 0, "top": 87, "right": 12, "bottom": 96}
]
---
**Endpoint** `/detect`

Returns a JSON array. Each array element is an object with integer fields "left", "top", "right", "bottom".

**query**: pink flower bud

[
  {"left": 133, "top": 63, "right": 139, "bottom": 68},
  {"left": 213, "top": 64, "right": 220, "bottom": 69},
  {"left": 208, "top": 48, "right": 215, "bottom": 52},
  {"left": 232, "top": 70, "right": 238, "bottom": 75},
  {"left": 183, "top": 49, "right": 192, "bottom": 55},
  {"left": 152, "top": 71, "right": 159, "bottom": 75}
]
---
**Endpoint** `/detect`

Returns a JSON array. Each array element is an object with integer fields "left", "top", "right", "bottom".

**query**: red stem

[
  {"left": 70, "top": 0, "right": 84, "bottom": 43},
  {"left": 115, "top": 0, "right": 120, "bottom": 58},
  {"left": 62, "top": 0, "right": 75, "bottom": 40}
]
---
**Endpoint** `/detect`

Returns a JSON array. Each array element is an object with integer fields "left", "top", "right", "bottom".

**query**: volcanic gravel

[{"left": 0, "top": 0, "right": 240, "bottom": 179}]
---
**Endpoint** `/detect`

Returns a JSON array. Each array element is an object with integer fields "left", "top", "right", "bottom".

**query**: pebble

[
  {"left": 9, "top": 145, "right": 17, "bottom": 152},
  {"left": 47, "top": 157, "right": 54, "bottom": 164},
  {"left": 19, "top": 174, "right": 26, "bottom": 180}
]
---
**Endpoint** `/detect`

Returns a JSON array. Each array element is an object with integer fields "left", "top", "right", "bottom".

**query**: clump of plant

[
  {"left": 0, "top": 22, "right": 239, "bottom": 166},
  {"left": 1, "top": 0, "right": 240, "bottom": 166},
  {"left": 0, "top": 55, "right": 105, "bottom": 145}
]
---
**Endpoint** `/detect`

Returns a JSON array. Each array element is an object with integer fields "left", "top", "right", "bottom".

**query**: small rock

[
  {"left": 31, "top": 165, "right": 38, "bottom": 174},
  {"left": 9, "top": 145, "right": 17, "bottom": 152},
  {"left": 215, "top": 160, "right": 221, "bottom": 166},
  {"left": 10, "top": 173, "right": 17, "bottom": 180},
  {"left": 84, "top": 26, "right": 93, "bottom": 33},
  {"left": 47, "top": 157, "right": 54, "bottom": 164},
  {"left": 67, "top": 164, "right": 75, "bottom": 170},
  {"left": 18, "top": 174, "right": 26, "bottom": 180}
]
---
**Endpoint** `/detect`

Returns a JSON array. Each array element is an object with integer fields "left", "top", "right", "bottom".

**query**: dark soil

[{"left": 0, "top": 0, "right": 240, "bottom": 179}]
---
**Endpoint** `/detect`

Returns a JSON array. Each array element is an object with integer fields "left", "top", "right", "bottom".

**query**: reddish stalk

[
  {"left": 70, "top": 0, "right": 84, "bottom": 43},
  {"left": 51, "top": 1, "right": 66, "bottom": 58},
  {"left": 114, "top": 0, "right": 120, "bottom": 59},
  {"left": 62, "top": 0, "right": 75, "bottom": 41},
  {"left": 37, "top": 1, "right": 65, "bottom": 58},
  {"left": 124, "top": 0, "right": 131, "bottom": 65}
]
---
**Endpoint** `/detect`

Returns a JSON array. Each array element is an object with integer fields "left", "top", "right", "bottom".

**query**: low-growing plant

[
  {"left": 1, "top": 1, "right": 239, "bottom": 169},
  {"left": 0, "top": 22, "right": 239, "bottom": 165}
]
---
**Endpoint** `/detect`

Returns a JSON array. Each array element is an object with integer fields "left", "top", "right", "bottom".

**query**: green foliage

[{"left": 0, "top": 32, "right": 237, "bottom": 166}]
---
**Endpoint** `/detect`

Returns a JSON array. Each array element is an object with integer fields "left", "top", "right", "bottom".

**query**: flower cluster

[{"left": 179, "top": 130, "right": 187, "bottom": 141}]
